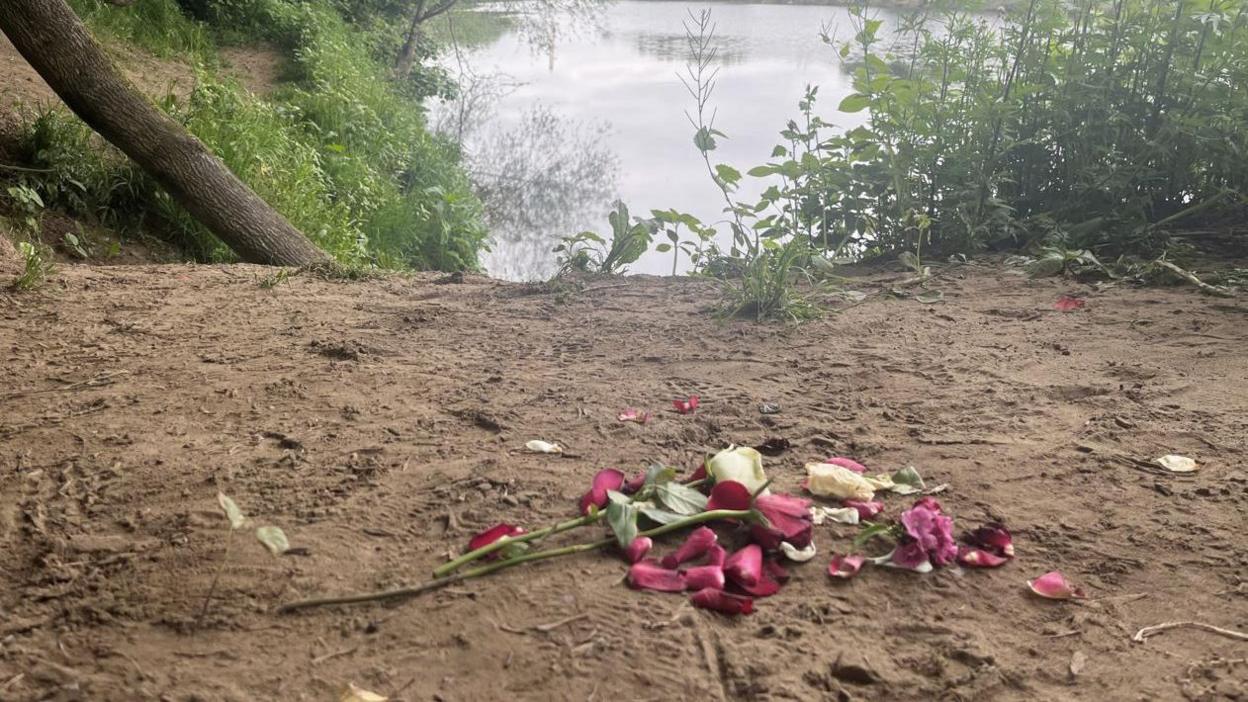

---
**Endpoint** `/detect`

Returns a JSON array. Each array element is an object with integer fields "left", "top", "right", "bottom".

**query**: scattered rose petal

[
  {"left": 628, "top": 560, "right": 686, "bottom": 592},
  {"left": 705, "top": 543, "right": 727, "bottom": 567},
  {"left": 824, "top": 456, "right": 867, "bottom": 474},
  {"left": 706, "top": 480, "right": 752, "bottom": 512},
  {"left": 843, "top": 500, "right": 884, "bottom": 521},
  {"left": 690, "top": 587, "right": 754, "bottom": 615},
  {"left": 621, "top": 470, "right": 648, "bottom": 494},
  {"left": 889, "top": 540, "right": 932, "bottom": 570},
  {"left": 780, "top": 541, "right": 817, "bottom": 562},
  {"left": 912, "top": 496, "right": 943, "bottom": 513},
  {"left": 1028, "top": 570, "right": 1086, "bottom": 599},
  {"left": 468, "top": 523, "right": 525, "bottom": 555},
  {"left": 688, "top": 463, "right": 708, "bottom": 482},
  {"left": 810, "top": 506, "right": 860, "bottom": 526},
  {"left": 957, "top": 546, "right": 1010, "bottom": 568},
  {"left": 579, "top": 468, "right": 626, "bottom": 515},
  {"left": 661, "top": 526, "right": 718, "bottom": 569},
  {"left": 899, "top": 501, "right": 957, "bottom": 567},
  {"left": 827, "top": 554, "right": 866, "bottom": 579},
  {"left": 964, "top": 523, "right": 1014, "bottom": 557},
  {"left": 723, "top": 544, "right": 763, "bottom": 587},
  {"left": 673, "top": 395, "right": 701, "bottom": 414},
  {"left": 707, "top": 446, "right": 769, "bottom": 495},
  {"left": 618, "top": 408, "right": 650, "bottom": 424},
  {"left": 623, "top": 536, "right": 653, "bottom": 564},
  {"left": 525, "top": 440, "right": 563, "bottom": 454},
  {"left": 1155, "top": 454, "right": 1197, "bottom": 473},
  {"left": 733, "top": 572, "right": 781, "bottom": 597},
  {"left": 683, "top": 565, "right": 725, "bottom": 591},
  {"left": 805, "top": 462, "right": 876, "bottom": 501},
  {"left": 217, "top": 493, "right": 246, "bottom": 530},
  {"left": 863, "top": 473, "right": 896, "bottom": 491},
  {"left": 752, "top": 492, "right": 814, "bottom": 549},
  {"left": 1055, "top": 295, "right": 1086, "bottom": 311},
  {"left": 763, "top": 558, "right": 789, "bottom": 583}
]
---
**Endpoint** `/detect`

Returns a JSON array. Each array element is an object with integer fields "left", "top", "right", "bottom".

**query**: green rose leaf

[
  {"left": 606, "top": 499, "right": 640, "bottom": 548},
  {"left": 891, "top": 466, "right": 926, "bottom": 495},
  {"left": 656, "top": 482, "right": 709, "bottom": 516}
]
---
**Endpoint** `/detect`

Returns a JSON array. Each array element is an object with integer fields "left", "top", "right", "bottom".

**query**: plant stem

[
  {"left": 435, "top": 477, "right": 711, "bottom": 577},
  {"left": 434, "top": 512, "right": 602, "bottom": 577},
  {"left": 197, "top": 527, "right": 234, "bottom": 626},
  {"left": 277, "top": 509, "right": 753, "bottom": 614}
]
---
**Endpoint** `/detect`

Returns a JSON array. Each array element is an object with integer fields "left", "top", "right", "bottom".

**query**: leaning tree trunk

[{"left": 0, "top": 0, "right": 328, "bottom": 266}]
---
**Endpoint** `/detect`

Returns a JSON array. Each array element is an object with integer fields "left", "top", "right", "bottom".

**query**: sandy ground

[
  {"left": 0, "top": 262, "right": 1245, "bottom": 701},
  {"left": 0, "top": 34, "right": 281, "bottom": 116}
]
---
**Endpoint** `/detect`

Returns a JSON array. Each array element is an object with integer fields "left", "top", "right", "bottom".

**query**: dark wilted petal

[
  {"left": 690, "top": 587, "right": 754, "bottom": 615},
  {"left": 627, "top": 560, "right": 685, "bottom": 592},
  {"left": 661, "top": 526, "right": 718, "bottom": 569},
  {"left": 963, "top": 523, "right": 1014, "bottom": 558},
  {"left": 723, "top": 544, "right": 763, "bottom": 587}
]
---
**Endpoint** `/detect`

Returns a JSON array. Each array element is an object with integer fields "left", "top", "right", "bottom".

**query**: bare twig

[{"left": 1132, "top": 621, "right": 1248, "bottom": 643}]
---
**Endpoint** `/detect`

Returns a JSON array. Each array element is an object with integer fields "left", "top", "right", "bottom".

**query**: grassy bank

[{"left": 4, "top": 0, "right": 491, "bottom": 271}]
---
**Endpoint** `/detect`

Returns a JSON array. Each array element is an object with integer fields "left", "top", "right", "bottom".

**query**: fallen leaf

[
  {"left": 889, "top": 466, "right": 926, "bottom": 495},
  {"left": 915, "top": 290, "right": 944, "bottom": 304},
  {"left": 217, "top": 493, "right": 245, "bottom": 530},
  {"left": 340, "top": 683, "right": 388, "bottom": 702},
  {"left": 1055, "top": 295, "right": 1086, "bottom": 311},
  {"left": 1155, "top": 454, "right": 1197, "bottom": 473},
  {"left": 1069, "top": 651, "right": 1087, "bottom": 677},
  {"left": 525, "top": 440, "right": 562, "bottom": 454},
  {"left": 1028, "top": 570, "right": 1086, "bottom": 600},
  {"left": 255, "top": 526, "right": 290, "bottom": 556}
]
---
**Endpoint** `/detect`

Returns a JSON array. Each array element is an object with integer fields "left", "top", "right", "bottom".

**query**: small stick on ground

[{"left": 1132, "top": 621, "right": 1248, "bottom": 643}]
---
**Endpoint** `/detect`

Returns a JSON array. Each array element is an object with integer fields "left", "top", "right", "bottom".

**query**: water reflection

[{"left": 446, "top": 1, "right": 903, "bottom": 280}]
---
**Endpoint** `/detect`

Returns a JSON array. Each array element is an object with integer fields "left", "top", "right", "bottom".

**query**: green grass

[{"left": 15, "top": 0, "right": 488, "bottom": 271}]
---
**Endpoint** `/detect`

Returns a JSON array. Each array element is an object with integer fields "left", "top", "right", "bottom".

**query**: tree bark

[{"left": 0, "top": 0, "right": 328, "bottom": 266}]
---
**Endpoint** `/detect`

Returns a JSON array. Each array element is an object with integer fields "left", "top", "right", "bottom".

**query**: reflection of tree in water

[
  {"left": 470, "top": 107, "right": 619, "bottom": 281},
  {"left": 633, "top": 32, "right": 748, "bottom": 65},
  {"left": 433, "top": 38, "right": 620, "bottom": 280},
  {"left": 471, "top": 106, "right": 619, "bottom": 278}
]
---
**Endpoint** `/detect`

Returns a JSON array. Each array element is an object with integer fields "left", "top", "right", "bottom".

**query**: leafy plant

[
  {"left": 5, "top": 184, "right": 44, "bottom": 236},
  {"left": 12, "top": 241, "right": 54, "bottom": 292},
  {"left": 554, "top": 201, "right": 654, "bottom": 275},
  {"left": 199, "top": 492, "right": 290, "bottom": 625}
]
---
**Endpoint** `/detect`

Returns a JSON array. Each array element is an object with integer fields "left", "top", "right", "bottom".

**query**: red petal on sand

[
  {"left": 724, "top": 544, "right": 763, "bottom": 587},
  {"left": 827, "top": 554, "right": 866, "bottom": 579},
  {"left": 660, "top": 526, "right": 717, "bottom": 569},
  {"left": 1027, "top": 570, "right": 1086, "bottom": 599},
  {"left": 622, "top": 537, "right": 653, "bottom": 564},
  {"left": 690, "top": 588, "right": 754, "bottom": 615},
  {"left": 627, "top": 560, "right": 685, "bottom": 592},
  {"left": 1055, "top": 295, "right": 1086, "bottom": 312}
]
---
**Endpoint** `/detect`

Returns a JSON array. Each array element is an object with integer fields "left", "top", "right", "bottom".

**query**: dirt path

[{"left": 1, "top": 263, "right": 1245, "bottom": 701}]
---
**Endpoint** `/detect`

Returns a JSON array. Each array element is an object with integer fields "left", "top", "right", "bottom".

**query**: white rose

[{"left": 707, "top": 446, "right": 769, "bottom": 495}]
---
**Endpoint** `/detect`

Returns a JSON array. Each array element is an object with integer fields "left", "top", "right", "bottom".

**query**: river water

[{"left": 444, "top": 1, "right": 907, "bottom": 280}]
